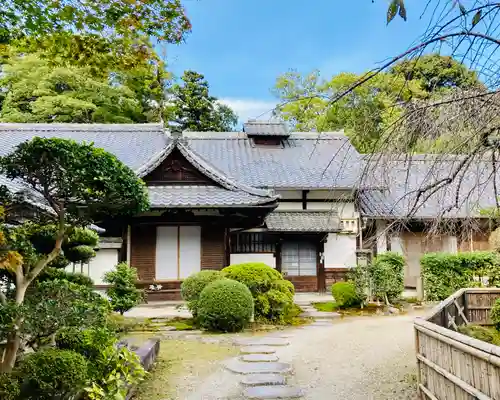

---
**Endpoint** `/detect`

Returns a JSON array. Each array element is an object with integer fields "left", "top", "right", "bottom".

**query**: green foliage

[
  {"left": 331, "top": 282, "right": 361, "bottom": 308},
  {"left": 0, "top": 56, "right": 144, "bottom": 123},
  {"left": 83, "top": 345, "right": 145, "bottom": 400},
  {"left": 164, "top": 70, "right": 238, "bottom": 132},
  {"left": 390, "top": 54, "right": 484, "bottom": 92},
  {"left": 37, "top": 267, "right": 94, "bottom": 288},
  {"left": 103, "top": 263, "right": 143, "bottom": 315},
  {"left": 0, "top": 0, "right": 190, "bottom": 44},
  {"left": 18, "top": 348, "right": 88, "bottom": 400},
  {"left": 22, "top": 279, "right": 110, "bottom": 349},
  {"left": 222, "top": 263, "right": 294, "bottom": 323},
  {"left": 197, "top": 279, "right": 254, "bottom": 332},
  {"left": 346, "top": 264, "right": 369, "bottom": 305},
  {"left": 371, "top": 252, "right": 405, "bottom": 303},
  {"left": 0, "top": 373, "right": 20, "bottom": 400},
  {"left": 0, "top": 137, "right": 149, "bottom": 223},
  {"left": 181, "top": 270, "right": 224, "bottom": 317},
  {"left": 490, "top": 299, "right": 500, "bottom": 331},
  {"left": 420, "top": 252, "right": 500, "bottom": 301},
  {"left": 458, "top": 324, "right": 500, "bottom": 345}
]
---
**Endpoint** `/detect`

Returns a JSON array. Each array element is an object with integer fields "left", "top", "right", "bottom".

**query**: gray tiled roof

[
  {"left": 0, "top": 123, "right": 168, "bottom": 172},
  {"left": 243, "top": 121, "right": 289, "bottom": 136},
  {"left": 360, "top": 156, "right": 500, "bottom": 219},
  {"left": 149, "top": 185, "right": 276, "bottom": 208},
  {"left": 185, "top": 133, "right": 362, "bottom": 189},
  {"left": 265, "top": 211, "right": 340, "bottom": 232}
]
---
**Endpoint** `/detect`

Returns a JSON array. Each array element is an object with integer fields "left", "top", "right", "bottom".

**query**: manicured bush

[
  {"left": 421, "top": 251, "right": 500, "bottom": 301},
  {"left": 18, "top": 348, "right": 88, "bottom": 400},
  {"left": 197, "top": 279, "right": 253, "bottom": 332},
  {"left": 0, "top": 373, "right": 20, "bottom": 400},
  {"left": 331, "top": 281, "right": 360, "bottom": 308},
  {"left": 491, "top": 298, "right": 500, "bottom": 331},
  {"left": 347, "top": 265, "right": 369, "bottom": 305},
  {"left": 458, "top": 324, "right": 500, "bottom": 345},
  {"left": 104, "top": 263, "right": 143, "bottom": 315},
  {"left": 37, "top": 267, "right": 94, "bottom": 287},
  {"left": 371, "top": 252, "right": 405, "bottom": 303},
  {"left": 221, "top": 263, "right": 294, "bottom": 323},
  {"left": 181, "top": 270, "right": 223, "bottom": 317}
]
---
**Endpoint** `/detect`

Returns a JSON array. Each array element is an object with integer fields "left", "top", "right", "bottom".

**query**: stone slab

[
  {"left": 300, "top": 311, "right": 341, "bottom": 319},
  {"left": 240, "top": 374, "right": 287, "bottom": 387},
  {"left": 241, "top": 346, "right": 277, "bottom": 354},
  {"left": 240, "top": 338, "right": 290, "bottom": 346},
  {"left": 241, "top": 353, "right": 279, "bottom": 362},
  {"left": 224, "top": 359, "right": 292, "bottom": 375},
  {"left": 243, "top": 385, "right": 305, "bottom": 399}
]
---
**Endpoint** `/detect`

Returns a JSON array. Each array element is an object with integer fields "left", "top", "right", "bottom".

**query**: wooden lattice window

[{"left": 231, "top": 233, "right": 276, "bottom": 253}]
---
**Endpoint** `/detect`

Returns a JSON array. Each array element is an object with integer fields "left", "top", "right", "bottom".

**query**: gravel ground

[{"left": 183, "top": 313, "right": 421, "bottom": 400}]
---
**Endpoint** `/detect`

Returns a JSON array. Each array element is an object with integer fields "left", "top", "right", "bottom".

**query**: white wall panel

[
  {"left": 324, "top": 233, "right": 357, "bottom": 268},
  {"left": 156, "top": 226, "right": 178, "bottom": 279},
  {"left": 179, "top": 226, "right": 201, "bottom": 278}
]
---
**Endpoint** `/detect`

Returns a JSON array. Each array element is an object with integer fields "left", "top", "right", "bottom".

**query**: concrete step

[
  {"left": 224, "top": 359, "right": 292, "bottom": 375},
  {"left": 241, "top": 353, "right": 279, "bottom": 362},
  {"left": 243, "top": 385, "right": 305, "bottom": 399},
  {"left": 240, "top": 346, "right": 277, "bottom": 354},
  {"left": 240, "top": 374, "right": 286, "bottom": 387}
]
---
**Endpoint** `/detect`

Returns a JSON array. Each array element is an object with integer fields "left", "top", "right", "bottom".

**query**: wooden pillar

[
  {"left": 275, "top": 236, "right": 282, "bottom": 273},
  {"left": 317, "top": 239, "right": 326, "bottom": 292},
  {"left": 224, "top": 228, "right": 231, "bottom": 267}
]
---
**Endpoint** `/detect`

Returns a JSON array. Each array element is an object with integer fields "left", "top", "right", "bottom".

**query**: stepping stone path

[
  {"left": 222, "top": 300, "right": 338, "bottom": 398},
  {"left": 241, "top": 353, "right": 279, "bottom": 362}
]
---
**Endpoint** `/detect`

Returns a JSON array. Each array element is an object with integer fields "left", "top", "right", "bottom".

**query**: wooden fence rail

[{"left": 415, "top": 288, "right": 500, "bottom": 399}]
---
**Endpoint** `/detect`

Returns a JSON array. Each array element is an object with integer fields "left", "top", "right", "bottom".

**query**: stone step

[
  {"left": 241, "top": 353, "right": 279, "bottom": 362},
  {"left": 224, "top": 359, "right": 292, "bottom": 375},
  {"left": 240, "top": 374, "right": 287, "bottom": 387},
  {"left": 243, "top": 385, "right": 305, "bottom": 399},
  {"left": 240, "top": 346, "right": 277, "bottom": 354},
  {"left": 300, "top": 311, "right": 341, "bottom": 319},
  {"left": 238, "top": 338, "right": 290, "bottom": 347}
]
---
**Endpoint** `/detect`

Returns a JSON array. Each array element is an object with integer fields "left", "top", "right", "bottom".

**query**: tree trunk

[{"left": 0, "top": 332, "right": 21, "bottom": 373}]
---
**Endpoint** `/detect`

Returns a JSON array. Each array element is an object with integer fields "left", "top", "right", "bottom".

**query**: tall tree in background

[
  {"left": 165, "top": 70, "right": 238, "bottom": 131},
  {"left": 0, "top": 56, "right": 143, "bottom": 123},
  {"left": 274, "top": 54, "right": 483, "bottom": 152}
]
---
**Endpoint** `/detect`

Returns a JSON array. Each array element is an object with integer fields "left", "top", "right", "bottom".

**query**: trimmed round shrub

[
  {"left": 491, "top": 298, "right": 500, "bottom": 331},
  {"left": 221, "top": 263, "right": 294, "bottom": 323},
  {"left": 331, "top": 282, "right": 360, "bottom": 308},
  {"left": 0, "top": 373, "right": 20, "bottom": 400},
  {"left": 181, "top": 270, "right": 223, "bottom": 317},
  {"left": 37, "top": 267, "right": 94, "bottom": 288},
  {"left": 197, "top": 279, "right": 253, "bottom": 332},
  {"left": 18, "top": 348, "right": 88, "bottom": 400}
]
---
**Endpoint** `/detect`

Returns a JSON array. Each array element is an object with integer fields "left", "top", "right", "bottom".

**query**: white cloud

[{"left": 218, "top": 98, "right": 278, "bottom": 127}]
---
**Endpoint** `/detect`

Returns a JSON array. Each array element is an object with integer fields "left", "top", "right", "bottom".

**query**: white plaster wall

[
  {"left": 179, "top": 226, "right": 201, "bottom": 278},
  {"left": 443, "top": 235, "right": 458, "bottom": 253},
  {"left": 66, "top": 249, "right": 119, "bottom": 285},
  {"left": 323, "top": 233, "right": 357, "bottom": 268},
  {"left": 156, "top": 226, "right": 178, "bottom": 279},
  {"left": 390, "top": 235, "right": 404, "bottom": 254},
  {"left": 230, "top": 253, "right": 276, "bottom": 268},
  {"left": 307, "top": 189, "right": 354, "bottom": 200},
  {"left": 276, "top": 202, "right": 303, "bottom": 211},
  {"left": 375, "top": 220, "right": 388, "bottom": 254},
  {"left": 275, "top": 190, "right": 302, "bottom": 199},
  {"left": 307, "top": 202, "right": 356, "bottom": 218}
]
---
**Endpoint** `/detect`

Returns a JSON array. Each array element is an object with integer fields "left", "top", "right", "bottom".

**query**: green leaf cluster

[
  {"left": 197, "top": 278, "right": 254, "bottom": 332},
  {"left": 331, "top": 281, "right": 362, "bottom": 308},
  {"left": 421, "top": 251, "right": 500, "bottom": 301},
  {"left": 180, "top": 270, "right": 224, "bottom": 317},
  {"left": 221, "top": 262, "right": 294, "bottom": 323},
  {"left": 103, "top": 263, "right": 143, "bottom": 315},
  {"left": 370, "top": 252, "right": 405, "bottom": 303}
]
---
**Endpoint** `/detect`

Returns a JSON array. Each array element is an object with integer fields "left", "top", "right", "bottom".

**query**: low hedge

[
  {"left": 181, "top": 270, "right": 223, "bottom": 317},
  {"left": 421, "top": 251, "right": 500, "bottom": 301},
  {"left": 197, "top": 279, "right": 253, "bottom": 332},
  {"left": 18, "top": 348, "right": 88, "bottom": 400},
  {"left": 221, "top": 263, "right": 294, "bottom": 323},
  {"left": 371, "top": 252, "right": 405, "bottom": 303},
  {"left": 331, "top": 282, "right": 360, "bottom": 308},
  {"left": 0, "top": 373, "right": 20, "bottom": 400}
]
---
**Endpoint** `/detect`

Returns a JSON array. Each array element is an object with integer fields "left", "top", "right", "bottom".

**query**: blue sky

[{"left": 165, "top": 0, "right": 436, "bottom": 125}]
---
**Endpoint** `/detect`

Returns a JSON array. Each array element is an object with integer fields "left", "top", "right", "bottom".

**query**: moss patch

[
  {"left": 313, "top": 301, "right": 383, "bottom": 316},
  {"left": 134, "top": 339, "right": 238, "bottom": 400},
  {"left": 458, "top": 324, "right": 500, "bottom": 345}
]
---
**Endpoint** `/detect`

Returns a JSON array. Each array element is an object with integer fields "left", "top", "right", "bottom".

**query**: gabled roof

[
  {"left": 243, "top": 120, "right": 289, "bottom": 136},
  {"left": 360, "top": 155, "right": 500, "bottom": 219},
  {"left": 265, "top": 211, "right": 341, "bottom": 232},
  {"left": 184, "top": 132, "right": 362, "bottom": 189}
]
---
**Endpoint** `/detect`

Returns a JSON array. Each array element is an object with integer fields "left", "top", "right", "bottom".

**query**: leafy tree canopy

[
  {"left": 0, "top": 56, "right": 145, "bottom": 123},
  {"left": 0, "top": 0, "right": 191, "bottom": 44},
  {"left": 164, "top": 70, "right": 238, "bottom": 132},
  {"left": 390, "top": 53, "right": 484, "bottom": 92}
]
